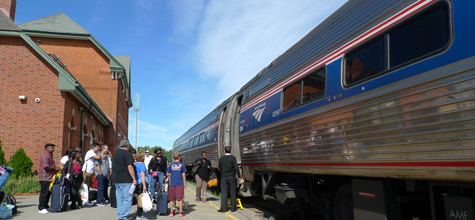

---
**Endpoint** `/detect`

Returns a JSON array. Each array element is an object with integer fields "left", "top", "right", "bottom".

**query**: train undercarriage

[{"left": 240, "top": 172, "right": 475, "bottom": 220}]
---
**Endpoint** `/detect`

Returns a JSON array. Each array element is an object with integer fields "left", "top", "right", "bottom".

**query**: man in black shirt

[
  {"left": 148, "top": 148, "right": 167, "bottom": 198},
  {"left": 111, "top": 139, "right": 136, "bottom": 220},
  {"left": 218, "top": 146, "right": 241, "bottom": 212},
  {"left": 193, "top": 151, "right": 212, "bottom": 202}
]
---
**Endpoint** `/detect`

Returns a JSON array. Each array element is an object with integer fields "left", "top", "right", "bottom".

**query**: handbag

[
  {"left": 208, "top": 169, "right": 218, "bottom": 188},
  {"left": 80, "top": 183, "right": 89, "bottom": 203},
  {"left": 161, "top": 179, "right": 169, "bottom": 192},
  {"left": 152, "top": 171, "right": 158, "bottom": 178},
  {"left": 0, "top": 204, "right": 14, "bottom": 219},
  {"left": 1, "top": 194, "right": 15, "bottom": 216},
  {"left": 141, "top": 192, "right": 153, "bottom": 212}
]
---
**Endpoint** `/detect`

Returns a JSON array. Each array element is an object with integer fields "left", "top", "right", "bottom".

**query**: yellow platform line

[{"left": 186, "top": 185, "right": 239, "bottom": 220}]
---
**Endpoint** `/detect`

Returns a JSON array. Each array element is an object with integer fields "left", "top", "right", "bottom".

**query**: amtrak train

[{"left": 173, "top": 0, "right": 475, "bottom": 219}]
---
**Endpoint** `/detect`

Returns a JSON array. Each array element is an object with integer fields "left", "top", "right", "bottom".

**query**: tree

[
  {"left": 0, "top": 140, "right": 7, "bottom": 165},
  {"left": 9, "top": 148, "right": 33, "bottom": 177},
  {"left": 163, "top": 148, "right": 172, "bottom": 161}
]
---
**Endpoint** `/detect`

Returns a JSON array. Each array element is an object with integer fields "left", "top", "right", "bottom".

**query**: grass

[{"left": 3, "top": 175, "right": 40, "bottom": 194}]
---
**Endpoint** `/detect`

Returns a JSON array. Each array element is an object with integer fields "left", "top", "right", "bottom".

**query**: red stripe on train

[
  {"left": 243, "top": 161, "right": 475, "bottom": 167},
  {"left": 241, "top": 0, "right": 434, "bottom": 113}
]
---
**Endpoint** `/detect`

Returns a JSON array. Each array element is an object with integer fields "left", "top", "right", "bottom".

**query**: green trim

[
  {"left": 22, "top": 30, "right": 131, "bottom": 106},
  {"left": 0, "top": 31, "right": 112, "bottom": 126},
  {"left": 22, "top": 30, "right": 126, "bottom": 75}
]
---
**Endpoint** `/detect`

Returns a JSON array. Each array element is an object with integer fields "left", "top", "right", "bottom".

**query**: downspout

[
  {"left": 115, "top": 74, "right": 120, "bottom": 147},
  {"left": 79, "top": 107, "right": 84, "bottom": 152}
]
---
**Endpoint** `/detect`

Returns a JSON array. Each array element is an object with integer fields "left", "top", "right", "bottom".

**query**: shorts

[
  {"left": 83, "top": 172, "right": 94, "bottom": 188},
  {"left": 168, "top": 185, "right": 185, "bottom": 201}
]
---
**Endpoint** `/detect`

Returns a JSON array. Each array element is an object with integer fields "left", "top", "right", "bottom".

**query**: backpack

[{"left": 192, "top": 164, "right": 199, "bottom": 176}]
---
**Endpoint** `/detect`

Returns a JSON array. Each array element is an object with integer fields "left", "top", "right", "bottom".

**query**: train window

[
  {"left": 302, "top": 68, "right": 326, "bottom": 104},
  {"left": 345, "top": 37, "right": 385, "bottom": 86},
  {"left": 389, "top": 3, "right": 450, "bottom": 68},
  {"left": 283, "top": 81, "right": 302, "bottom": 111},
  {"left": 344, "top": 2, "right": 450, "bottom": 87},
  {"left": 199, "top": 132, "right": 205, "bottom": 144},
  {"left": 207, "top": 130, "right": 211, "bottom": 141},
  {"left": 188, "top": 139, "right": 193, "bottom": 148},
  {"left": 283, "top": 67, "right": 326, "bottom": 111},
  {"left": 193, "top": 136, "right": 199, "bottom": 146}
]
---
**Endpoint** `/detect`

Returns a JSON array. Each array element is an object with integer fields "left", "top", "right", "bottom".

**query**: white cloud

[
  {"left": 128, "top": 117, "right": 177, "bottom": 147},
  {"left": 194, "top": 0, "right": 347, "bottom": 100},
  {"left": 169, "top": 0, "right": 206, "bottom": 37}
]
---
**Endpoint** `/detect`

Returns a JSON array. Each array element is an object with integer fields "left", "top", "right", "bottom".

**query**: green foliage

[
  {"left": 163, "top": 149, "right": 172, "bottom": 161},
  {"left": 9, "top": 148, "right": 33, "bottom": 177},
  {"left": 3, "top": 175, "right": 40, "bottom": 194},
  {"left": 0, "top": 140, "right": 7, "bottom": 166}
]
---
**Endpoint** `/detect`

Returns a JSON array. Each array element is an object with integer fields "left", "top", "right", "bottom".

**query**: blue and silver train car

[{"left": 173, "top": 0, "right": 475, "bottom": 219}]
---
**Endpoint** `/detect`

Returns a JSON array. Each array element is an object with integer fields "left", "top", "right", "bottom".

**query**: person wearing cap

[
  {"left": 38, "top": 143, "right": 60, "bottom": 214},
  {"left": 144, "top": 149, "right": 153, "bottom": 186},
  {"left": 148, "top": 148, "right": 167, "bottom": 198}
]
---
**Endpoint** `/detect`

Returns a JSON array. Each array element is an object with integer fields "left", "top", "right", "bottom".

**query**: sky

[{"left": 16, "top": 0, "right": 347, "bottom": 150}]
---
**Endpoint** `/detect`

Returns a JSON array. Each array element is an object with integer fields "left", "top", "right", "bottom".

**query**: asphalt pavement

[{"left": 10, "top": 182, "right": 267, "bottom": 220}]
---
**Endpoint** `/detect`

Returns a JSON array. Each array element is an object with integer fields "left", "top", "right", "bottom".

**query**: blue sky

[{"left": 16, "top": 0, "right": 346, "bottom": 150}]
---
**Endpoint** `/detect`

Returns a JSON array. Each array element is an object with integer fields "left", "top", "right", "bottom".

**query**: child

[
  {"left": 134, "top": 152, "right": 148, "bottom": 219},
  {"left": 166, "top": 152, "right": 186, "bottom": 217},
  {"left": 62, "top": 147, "right": 83, "bottom": 209}
]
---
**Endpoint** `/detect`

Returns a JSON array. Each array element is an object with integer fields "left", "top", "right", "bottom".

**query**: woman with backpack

[{"left": 61, "top": 147, "right": 84, "bottom": 209}]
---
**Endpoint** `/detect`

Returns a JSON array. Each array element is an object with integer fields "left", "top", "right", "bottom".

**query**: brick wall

[
  {"left": 32, "top": 37, "right": 121, "bottom": 147},
  {"left": 62, "top": 93, "right": 105, "bottom": 155},
  {"left": 0, "top": 36, "right": 64, "bottom": 170}
]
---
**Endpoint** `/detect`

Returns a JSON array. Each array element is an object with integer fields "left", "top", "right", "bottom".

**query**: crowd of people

[{"left": 36, "top": 140, "right": 243, "bottom": 219}]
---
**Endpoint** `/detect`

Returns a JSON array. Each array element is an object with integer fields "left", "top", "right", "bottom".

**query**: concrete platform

[{"left": 10, "top": 182, "right": 266, "bottom": 220}]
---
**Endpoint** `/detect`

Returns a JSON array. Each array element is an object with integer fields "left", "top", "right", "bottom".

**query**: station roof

[
  {"left": 0, "top": 12, "right": 112, "bottom": 126},
  {"left": 18, "top": 12, "right": 89, "bottom": 35},
  {"left": 0, "top": 11, "right": 20, "bottom": 32},
  {"left": 18, "top": 12, "right": 133, "bottom": 107}
]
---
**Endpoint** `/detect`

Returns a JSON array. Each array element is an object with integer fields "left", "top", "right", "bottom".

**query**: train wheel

[{"left": 333, "top": 184, "right": 354, "bottom": 220}]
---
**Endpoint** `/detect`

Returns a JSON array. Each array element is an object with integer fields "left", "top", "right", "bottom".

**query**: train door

[
  {"left": 217, "top": 106, "right": 227, "bottom": 158},
  {"left": 225, "top": 94, "right": 242, "bottom": 163},
  {"left": 217, "top": 94, "right": 243, "bottom": 164}
]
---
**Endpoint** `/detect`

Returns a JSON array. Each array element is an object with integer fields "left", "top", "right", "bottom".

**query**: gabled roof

[
  {"left": 114, "top": 56, "right": 131, "bottom": 85},
  {"left": 18, "top": 13, "right": 89, "bottom": 35},
  {"left": 0, "top": 28, "right": 112, "bottom": 126},
  {"left": 18, "top": 13, "right": 127, "bottom": 82},
  {"left": 114, "top": 56, "right": 133, "bottom": 107},
  {"left": 0, "top": 11, "right": 20, "bottom": 32}
]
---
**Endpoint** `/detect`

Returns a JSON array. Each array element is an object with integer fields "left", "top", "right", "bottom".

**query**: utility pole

[{"left": 134, "top": 93, "right": 142, "bottom": 148}]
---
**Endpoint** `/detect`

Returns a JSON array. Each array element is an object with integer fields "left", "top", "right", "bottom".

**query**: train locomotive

[{"left": 173, "top": 0, "right": 475, "bottom": 219}]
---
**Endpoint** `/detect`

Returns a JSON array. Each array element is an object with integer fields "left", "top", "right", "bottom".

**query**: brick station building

[{"left": 0, "top": 0, "right": 132, "bottom": 170}]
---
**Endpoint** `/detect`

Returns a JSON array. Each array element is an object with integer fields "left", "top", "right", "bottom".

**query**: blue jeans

[
  {"left": 115, "top": 183, "right": 133, "bottom": 219},
  {"left": 150, "top": 172, "right": 164, "bottom": 196},
  {"left": 0, "top": 172, "right": 9, "bottom": 190},
  {"left": 146, "top": 173, "right": 152, "bottom": 186},
  {"left": 96, "top": 174, "right": 109, "bottom": 204}
]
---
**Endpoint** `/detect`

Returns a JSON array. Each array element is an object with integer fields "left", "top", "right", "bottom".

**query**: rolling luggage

[
  {"left": 156, "top": 192, "right": 168, "bottom": 215},
  {"left": 50, "top": 180, "right": 70, "bottom": 212},
  {"left": 110, "top": 181, "right": 117, "bottom": 208}
]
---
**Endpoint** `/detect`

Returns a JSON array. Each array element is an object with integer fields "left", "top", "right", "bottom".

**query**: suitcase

[
  {"left": 156, "top": 192, "right": 168, "bottom": 215},
  {"left": 50, "top": 184, "right": 70, "bottom": 212},
  {"left": 88, "top": 188, "right": 97, "bottom": 202},
  {"left": 110, "top": 181, "right": 117, "bottom": 208}
]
